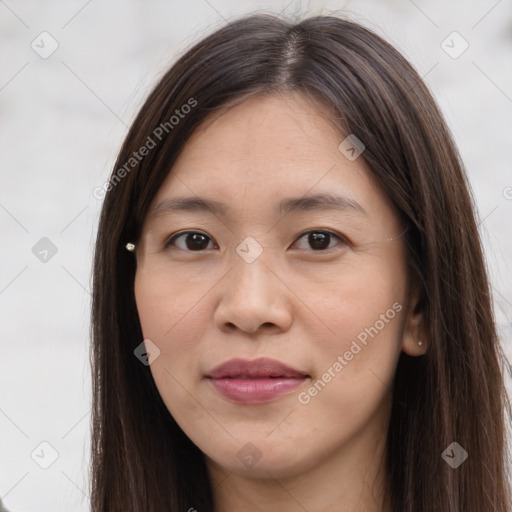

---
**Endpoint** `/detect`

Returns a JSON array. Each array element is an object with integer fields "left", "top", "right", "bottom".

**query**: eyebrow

[{"left": 151, "top": 192, "right": 367, "bottom": 219}]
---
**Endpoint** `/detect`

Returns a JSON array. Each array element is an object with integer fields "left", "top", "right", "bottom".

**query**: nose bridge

[{"left": 230, "top": 235, "right": 276, "bottom": 298}]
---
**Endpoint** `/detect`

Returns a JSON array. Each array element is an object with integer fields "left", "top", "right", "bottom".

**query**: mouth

[{"left": 206, "top": 357, "right": 310, "bottom": 404}]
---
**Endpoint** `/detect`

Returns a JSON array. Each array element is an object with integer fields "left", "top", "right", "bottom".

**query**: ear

[{"left": 401, "top": 279, "right": 427, "bottom": 356}]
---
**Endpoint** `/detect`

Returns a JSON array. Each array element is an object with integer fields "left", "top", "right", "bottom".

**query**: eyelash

[{"left": 163, "top": 229, "right": 348, "bottom": 254}]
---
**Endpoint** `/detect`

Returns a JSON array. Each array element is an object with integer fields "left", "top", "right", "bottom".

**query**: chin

[{"left": 205, "top": 438, "right": 317, "bottom": 480}]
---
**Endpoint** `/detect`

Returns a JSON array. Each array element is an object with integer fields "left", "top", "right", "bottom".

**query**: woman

[{"left": 90, "top": 13, "right": 512, "bottom": 511}]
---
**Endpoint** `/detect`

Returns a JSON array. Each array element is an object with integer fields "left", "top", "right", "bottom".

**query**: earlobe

[
  {"left": 401, "top": 284, "right": 428, "bottom": 356},
  {"left": 402, "top": 338, "right": 427, "bottom": 356}
]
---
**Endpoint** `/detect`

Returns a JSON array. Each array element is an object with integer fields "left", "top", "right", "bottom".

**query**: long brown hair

[{"left": 90, "top": 13, "right": 512, "bottom": 511}]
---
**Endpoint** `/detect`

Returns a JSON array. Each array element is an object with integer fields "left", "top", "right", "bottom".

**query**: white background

[{"left": 1, "top": 1, "right": 511, "bottom": 510}]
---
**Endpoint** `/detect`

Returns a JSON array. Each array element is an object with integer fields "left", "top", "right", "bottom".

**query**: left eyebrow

[
  {"left": 278, "top": 193, "right": 367, "bottom": 217},
  {"left": 151, "top": 192, "right": 367, "bottom": 219}
]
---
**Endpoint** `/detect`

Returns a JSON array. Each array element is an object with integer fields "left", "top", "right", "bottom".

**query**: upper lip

[{"left": 207, "top": 357, "right": 309, "bottom": 379}]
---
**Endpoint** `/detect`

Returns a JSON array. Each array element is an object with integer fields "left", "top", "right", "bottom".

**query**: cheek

[
  {"left": 317, "top": 291, "right": 404, "bottom": 360},
  {"left": 133, "top": 263, "right": 232, "bottom": 419},
  {"left": 134, "top": 270, "right": 214, "bottom": 424},
  {"left": 305, "top": 257, "right": 404, "bottom": 346},
  {"left": 134, "top": 270, "right": 209, "bottom": 356},
  {"left": 297, "top": 266, "right": 405, "bottom": 422}
]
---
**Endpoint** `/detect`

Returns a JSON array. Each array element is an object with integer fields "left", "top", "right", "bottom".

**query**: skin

[{"left": 134, "top": 92, "right": 426, "bottom": 512}]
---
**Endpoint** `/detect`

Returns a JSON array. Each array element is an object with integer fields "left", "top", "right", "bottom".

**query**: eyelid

[{"left": 164, "top": 228, "right": 349, "bottom": 253}]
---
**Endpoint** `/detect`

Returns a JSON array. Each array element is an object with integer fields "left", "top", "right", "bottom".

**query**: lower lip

[{"left": 209, "top": 377, "right": 308, "bottom": 404}]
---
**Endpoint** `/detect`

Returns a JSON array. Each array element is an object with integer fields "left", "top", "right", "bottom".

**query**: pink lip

[{"left": 206, "top": 357, "right": 309, "bottom": 404}]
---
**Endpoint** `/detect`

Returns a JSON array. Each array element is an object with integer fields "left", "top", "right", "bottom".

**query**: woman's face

[{"left": 134, "top": 92, "right": 424, "bottom": 482}]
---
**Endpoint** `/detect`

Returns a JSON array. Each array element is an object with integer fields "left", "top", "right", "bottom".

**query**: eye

[
  {"left": 164, "top": 231, "right": 216, "bottom": 251},
  {"left": 291, "top": 230, "right": 348, "bottom": 252},
  {"left": 164, "top": 229, "right": 347, "bottom": 253}
]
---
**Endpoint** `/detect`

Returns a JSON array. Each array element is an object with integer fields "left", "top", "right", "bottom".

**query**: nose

[{"left": 213, "top": 248, "right": 293, "bottom": 335}]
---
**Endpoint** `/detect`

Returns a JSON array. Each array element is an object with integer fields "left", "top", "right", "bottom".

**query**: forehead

[
  {"left": 179, "top": 92, "right": 345, "bottom": 170},
  {"left": 147, "top": 92, "right": 396, "bottom": 225}
]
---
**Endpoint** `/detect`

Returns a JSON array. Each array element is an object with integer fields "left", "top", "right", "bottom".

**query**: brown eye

[
  {"left": 292, "top": 230, "right": 347, "bottom": 251},
  {"left": 164, "top": 231, "right": 214, "bottom": 251}
]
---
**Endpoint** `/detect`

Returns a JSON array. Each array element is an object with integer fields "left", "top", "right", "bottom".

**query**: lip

[{"left": 206, "top": 357, "right": 309, "bottom": 404}]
